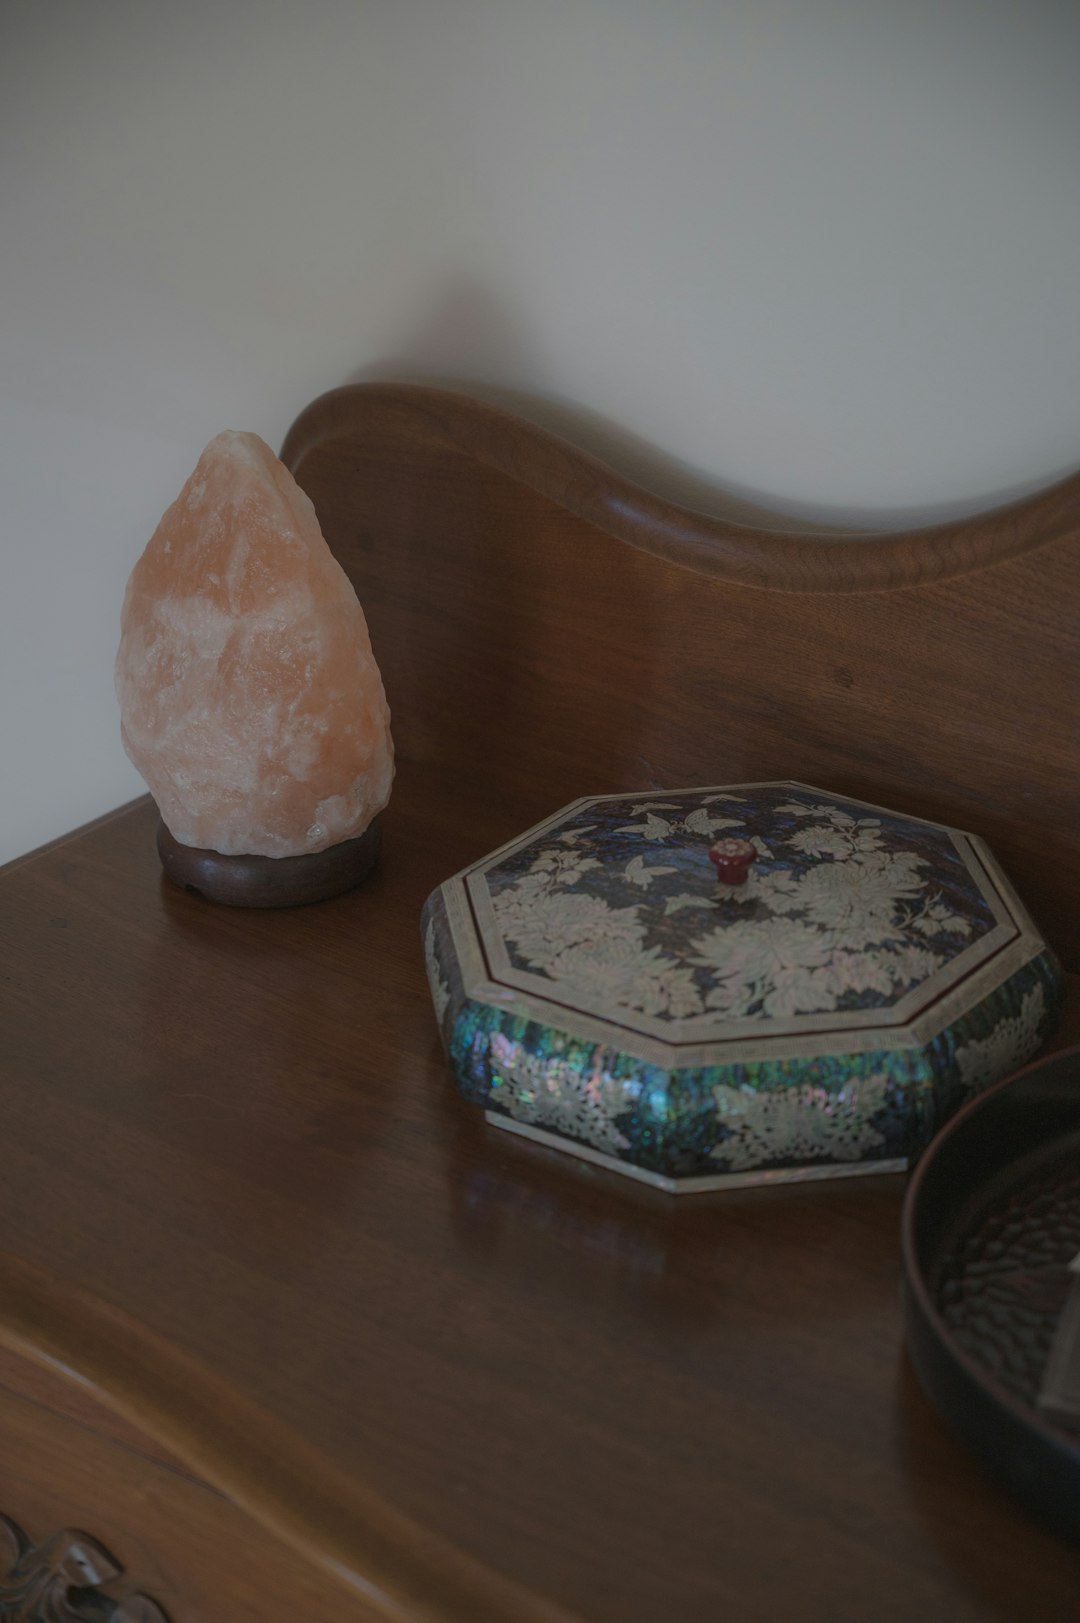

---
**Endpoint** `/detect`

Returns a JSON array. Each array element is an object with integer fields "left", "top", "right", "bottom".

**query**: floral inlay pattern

[
  {"left": 485, "top": 789, "right": 994, "bottom": 1028},
  {"left": 955, "top": 983, "right": 1046, "bottom": 1093},
  {"left": 424, "top": 920, "right": 452, "bottom": 1024},
  {"left": 488, "top": 1033, "right": 632, "bottom": 1154},
  {"left": 431, "top": 784, "right": 1060, "bottom": 1182},
  {"left": 710, "top": 1072, "right": 892, "bottom": 1170}
]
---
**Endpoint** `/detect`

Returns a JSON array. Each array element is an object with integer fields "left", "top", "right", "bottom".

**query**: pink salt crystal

[{"left": 115, "top": 431, "right": 393, "bottom": 858}]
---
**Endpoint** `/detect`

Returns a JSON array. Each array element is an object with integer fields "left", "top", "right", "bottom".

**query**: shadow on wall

[{"left": 348, "top": 276, "right": 1080, "bottom": 536}]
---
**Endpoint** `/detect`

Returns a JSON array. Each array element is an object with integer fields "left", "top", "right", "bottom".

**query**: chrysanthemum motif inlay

[
  {"left": 487, "top": 790, "right": 988, "bottom": 1028},
  {"left": 711, "top": 1073, "right": 891, "bottom": 1170},
  {"left": 955, "top": 983, "right": 1047, "bottom": 1094},
  {"left": 425, "top": 782, "right": 1059, "bottom": 1188}
]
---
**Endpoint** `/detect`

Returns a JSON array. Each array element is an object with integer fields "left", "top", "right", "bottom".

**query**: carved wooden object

[
  {"left": 282, "top": 384, "right": 1080, "bottom": 969},
  {"left": 0, "top": 1515, "right": 166, "bottom": 1621},
  {"left": 156, "top": 815, "right": 382, "bottom": 908}
]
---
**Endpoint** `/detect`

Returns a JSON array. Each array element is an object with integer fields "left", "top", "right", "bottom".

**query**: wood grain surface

[
  {"left": 1, "top": 383, "right": 1079, "bottom": 1621},
  {"left": 0, "top": 1374, "right": 386, "bottom": 1622}
]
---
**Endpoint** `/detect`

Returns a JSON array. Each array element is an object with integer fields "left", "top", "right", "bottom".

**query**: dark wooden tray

[{"left": 903, "top": 1045, "right": 1080, "bottom": 1541}]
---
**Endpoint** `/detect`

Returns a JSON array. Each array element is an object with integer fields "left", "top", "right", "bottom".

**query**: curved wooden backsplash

[
  {"left": 282, "top": 383, "right": 1080, "bottom": 593},
  {"left": 283, "top": 383, "right": 1080, "bottom": 969}
]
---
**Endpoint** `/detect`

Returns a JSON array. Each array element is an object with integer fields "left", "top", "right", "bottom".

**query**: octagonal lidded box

[{"left": 421, "top": 784, "right": 1063, "bottom": 1192}]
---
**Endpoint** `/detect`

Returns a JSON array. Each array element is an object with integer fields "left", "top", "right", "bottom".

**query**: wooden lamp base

[{"left": 156, "top": 817, "right": 382, "bottom": 908}]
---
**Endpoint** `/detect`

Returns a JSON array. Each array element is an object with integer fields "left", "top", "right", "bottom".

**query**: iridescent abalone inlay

[{"left": 421, "top": 783, "right": 1062, "bottom": 1189}]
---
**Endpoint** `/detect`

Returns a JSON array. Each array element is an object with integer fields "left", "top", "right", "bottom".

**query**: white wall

[{"left": 3, "top": 0, "right": 1080, "bottom": 864}]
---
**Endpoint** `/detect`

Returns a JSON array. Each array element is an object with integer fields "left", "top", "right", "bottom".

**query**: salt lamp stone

[{"left": 115, "top": 431, "right": 393, "bottom": 858}]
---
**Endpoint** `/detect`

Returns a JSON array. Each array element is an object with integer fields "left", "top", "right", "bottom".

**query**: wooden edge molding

[
  {"left": 280, "top": 382, "right": 1080, "bottom": 595},
  {"left": 0, "top": 1253, "right": 582, "bottom": 1623}
]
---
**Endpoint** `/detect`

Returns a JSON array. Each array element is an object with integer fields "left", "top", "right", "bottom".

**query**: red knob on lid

[{"left": 708, "top": 836, "right": 758, "bottom": 886}]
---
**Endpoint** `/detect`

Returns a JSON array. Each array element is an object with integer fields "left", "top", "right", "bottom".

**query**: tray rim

[{"left": 901, "top": 1041, "right": 1080, "bottom": 1536}]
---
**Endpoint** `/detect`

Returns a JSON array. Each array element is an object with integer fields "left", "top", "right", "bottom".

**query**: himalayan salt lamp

[{"left": 115, "top": 431, "right": 393, "bottom": 904}]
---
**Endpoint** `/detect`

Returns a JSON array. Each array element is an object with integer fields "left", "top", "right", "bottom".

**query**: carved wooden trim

[
  {"left": 0, "top": 1515, "right": 167, "bottom": 1621},
  {"left": 0, "top": 1254, "right": 581, "bottom": 1622},
  {"left": 280, "top": 382, "right": 1080, "bottom": 594}
]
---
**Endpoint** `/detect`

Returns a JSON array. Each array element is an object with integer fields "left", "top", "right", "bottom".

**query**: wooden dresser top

[{"left": 3, "top": 384, "right": 1080, "bottom": 1621}]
